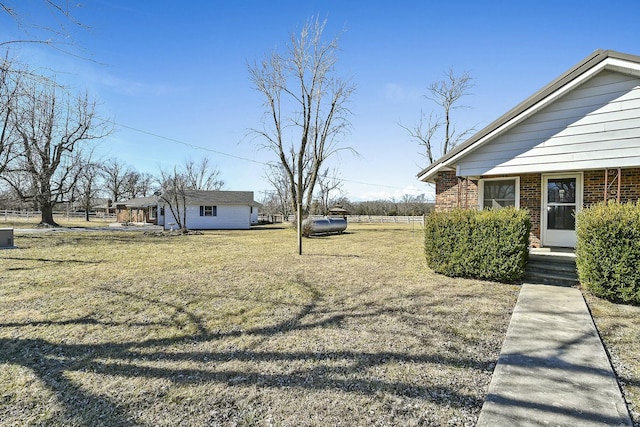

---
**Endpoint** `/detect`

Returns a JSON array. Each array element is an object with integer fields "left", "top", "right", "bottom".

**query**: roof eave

[{"left": 416, "top": 49, "right": 640, "bottom": 182}]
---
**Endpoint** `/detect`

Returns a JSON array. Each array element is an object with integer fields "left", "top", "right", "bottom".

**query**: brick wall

[
  {"left": 435, "top": 171, "right": 543, "bottom": 246},
  {"left": 434, "top": 168, "right": 640, "bottom": 248},
  {"left": 116, "top": 208, "right": 148, "bottom": 223},
  {"left": 584, "top": 168, "right": 640, "bottom": 205},
  {"left": 520, "top": 174, "right": 542, "bottom": 247},
  {"left": 434, "top": 171, "right": 478, "bottom": 211}
]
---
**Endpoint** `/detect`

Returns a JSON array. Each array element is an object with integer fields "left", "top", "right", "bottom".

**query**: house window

[
  {"left": 200, "top": 205, "right": 217, "bottom": 217},
  {"left": 479, "top": 177, "right": 520, "bottom": 209}
]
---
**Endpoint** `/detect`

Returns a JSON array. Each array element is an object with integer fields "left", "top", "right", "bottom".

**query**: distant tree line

[
  {"left": 260, "top": 191, "right": 434, "bottom": 218},
  {"left": 342, "top": 195, "right": 434, "bottom": 216},
  {"left": 0, "top": 59, "right": 223, "bottom": 225},
  {"left": 0, "top": 3, "right": 227, "bottom": 226},
  {"left": 0, "top": 150, "right": 224, "bottom": 215}
]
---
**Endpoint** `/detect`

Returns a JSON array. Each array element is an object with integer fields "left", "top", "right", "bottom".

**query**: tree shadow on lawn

[
  {"left": 3, "top": 256, "right": 103, "bottom": 271},
  {"left": 0, "top": 282, "right": 492, "bottom": 425},
  {"left": 3, "top": 256, "right": 102, "bottom": 264}
]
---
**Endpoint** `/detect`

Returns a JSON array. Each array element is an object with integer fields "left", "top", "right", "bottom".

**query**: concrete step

[
  {"left": 528, "top": 253, "right": 576, "bottom": 265},
  {"left": 525, "top": 270, "right": 578, "bottom": 287},
  {"left": 527, "top": 262, "right": 576, "bottom": 275},
  {"left": 525, "top": 253, "right": 577, "bottom": 286}
]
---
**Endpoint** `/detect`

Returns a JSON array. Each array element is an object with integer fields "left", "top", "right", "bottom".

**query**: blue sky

[{"left": 2, "top": 0, "right": 640, "bottom": 201}]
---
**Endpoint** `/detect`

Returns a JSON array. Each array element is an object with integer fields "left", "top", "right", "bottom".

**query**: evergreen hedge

[
  {"left": 424, "top": 207, "right": 531, "bottom": 283},
  {"left": 576, "top": 202, "right": 640, "bottom": 304}
]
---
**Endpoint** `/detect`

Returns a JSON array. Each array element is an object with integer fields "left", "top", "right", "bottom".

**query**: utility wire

[
  {"left": 107, "top": 119, "right": 410, "bottom": 191},
  {"left": 109, "top": 120, "right": 266, "bottom": 165}
]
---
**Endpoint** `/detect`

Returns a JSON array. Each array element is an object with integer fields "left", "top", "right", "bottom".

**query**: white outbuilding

[{"left": 157, "top": 190, "right": 260, "bottom": 230}]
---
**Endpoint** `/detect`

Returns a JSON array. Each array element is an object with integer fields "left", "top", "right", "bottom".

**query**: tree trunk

[
  {"left": 40, "top": 202, "right": 58, "bottom": 227},
  {"left": 297, "top": 172, "right": 303, "bottom": 255}
]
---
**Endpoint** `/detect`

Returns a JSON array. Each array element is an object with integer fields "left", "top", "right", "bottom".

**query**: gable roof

[
  {"left": 118, "top": 191, "right": 261, "bottom": 208},
  {"left": 116, "top": 196, "right": 157, "bottom": 208},
  {"left": 417, "top": 49, "right": 640, "bottom": 182},
  {"left": 159, "top": 190, "right": 261, "bottom": 207}
]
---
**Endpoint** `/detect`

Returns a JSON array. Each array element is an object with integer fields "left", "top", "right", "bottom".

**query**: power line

[
  {"left": 107, "top": 119, "right": 266, "bottom": 165},
  {"left": 107, "top": 119, "right": 414, "bottom": 191}
]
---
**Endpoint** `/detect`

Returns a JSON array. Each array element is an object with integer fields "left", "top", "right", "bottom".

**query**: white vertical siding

[
  {"left": 250, "top": 206, "right": 259, "bottom": 224},
  {"left": 163, "top": 204, "right": 251, "bottom": 230},
  {"left": 457, "top": 70, "right": 640, "bottom": 176}
]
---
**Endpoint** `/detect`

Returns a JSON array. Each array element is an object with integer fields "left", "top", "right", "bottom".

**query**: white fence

[
  {"left": 1, "top": 210, "right": 117, "bottom": 221},
  {"left": 258, "top": 214, "right": 425, "bottom": 225},
  {"left": 345, "top": 215, "right": 425, "bottom": 225}
]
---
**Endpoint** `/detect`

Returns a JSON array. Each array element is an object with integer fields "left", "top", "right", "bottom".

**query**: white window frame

[
  {"left": 200, "top": 205, "right": 217, "bottom": 217},
  {"left": 478, "top": 177, "right": 520, "bottom": 210}
]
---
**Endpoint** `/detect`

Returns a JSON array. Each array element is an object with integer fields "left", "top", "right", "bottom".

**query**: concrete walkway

[{"left": 477, "top": 284, "right": 632, "bottom": 426}]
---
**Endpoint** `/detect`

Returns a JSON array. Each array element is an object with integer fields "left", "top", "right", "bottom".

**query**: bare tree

[
  {"left": 1, "top": 1, "right": 85, "bottom": 49},
  {"left": 101, "top": 158, "right": 157, "bottom": 201},
  {"left": 158, "top": 166, "right": 188, "bottom": 231},
  {"left": 184, "top": 157, "right": 224, "bottom": 191},
  {"left": 403, "top": 68, "right": 475, "bottom": 164},
  {"left": 100, "top": 158, "right": 129, "bottom": 202},
  {"left": 264, "top": 163, "right": 292, "bottom": 217},
  {"left": 157, "top": 158, "right": 224, "bottom": 231},
  {"left": 315, "top": 167, "right": 343, "bottom": 215},
  {"left": 74, "top": 158, "right": 101, "bottom": 221},
  {"left": 400, "top": 111, "right": 440, "bottom": 164},
  {"left": 121, "top": 170, "right": 144, "bottom": 199},
  {"left": 0, "top": 55, "right": 21, "bottom": 175},
  {"left": 249, "top": 17, "right": 355, "bottom": 254},
  {"left": 1, "top": 80, "right": 110, "bottom": 226},
  {"left": 136, "top": 172, "right": 156, "bottom": 197}
]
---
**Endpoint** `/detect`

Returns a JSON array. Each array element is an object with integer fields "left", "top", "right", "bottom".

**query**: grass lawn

[
  {"left": 586, "top": 294, "right": 640, "bottom": 426},
  {"left": 1, "top": 214, "right": 115, "bottom": 229},
  {"left": 0, "top": 223, "right": 519, "bottom": 426}
]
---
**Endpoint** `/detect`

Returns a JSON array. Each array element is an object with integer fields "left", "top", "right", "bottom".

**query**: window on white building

[
  {"left": 479, "top": 177, "right": 519, "bottom": 209},
  {"left": 200, "top": 205, "right": 217, "bottom": 216}
]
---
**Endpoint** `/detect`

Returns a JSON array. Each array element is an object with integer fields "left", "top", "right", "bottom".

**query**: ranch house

[
  {"left": 115, "top": 196, "right": 158, "bottom": 224},
  {"left": 418, "top": 50, "right": 640, "bottom": 248},
  {"left": 158, "top": 190, "right": 260, "bottom": 230}
]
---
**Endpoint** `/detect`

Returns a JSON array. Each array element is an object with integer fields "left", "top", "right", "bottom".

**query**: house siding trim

[
  {"left": 456, "top": 71, "right": 640, "bottom": 177},
  {"left": 418, "top": 50, "right": 640, "bottom": 183}
]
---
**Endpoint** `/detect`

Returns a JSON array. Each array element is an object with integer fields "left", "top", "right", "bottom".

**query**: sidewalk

[{"left": 477, "top": 284, "right": 632, "bottom": 426}]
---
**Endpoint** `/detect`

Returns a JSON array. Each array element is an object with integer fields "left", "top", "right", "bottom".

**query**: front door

[{"left": 542, "top": 173, "right": 582, "bottom": 248}]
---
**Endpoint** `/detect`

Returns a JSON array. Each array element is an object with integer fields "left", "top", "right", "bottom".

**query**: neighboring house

[
  {"left": 115, "top": 196, "right": 159, "bottom": 224},
  {"left": 93, "top": 198, "right": 116, "bottom": 217},
  {"left": 418, "top": 50, "right": 640, "bottom": 248},
  {"left": 157, "top": 190, "right": 261, "bottom": 230}
]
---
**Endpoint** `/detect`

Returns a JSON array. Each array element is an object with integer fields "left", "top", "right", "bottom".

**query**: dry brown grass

[
  {"left": 0, "top": 224, "right": 519, "bottom": 426},
  {"left": 0, "top": 214, "right": 114, "bottom": 229},
  {"left": 585, "top": 293, "right": 640, "bottom": 426}
]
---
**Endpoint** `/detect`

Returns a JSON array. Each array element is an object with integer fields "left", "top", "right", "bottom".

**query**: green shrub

[
  {"left": 576, "top": 202, "right": 640, "bottom": 304},
  {"left": 424, "top": 207, "right": 531, "bottom": 283}
]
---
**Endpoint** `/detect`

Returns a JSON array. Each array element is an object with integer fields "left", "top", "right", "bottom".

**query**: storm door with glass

[{"left": 542, "top": 174, "right": 582, "bottom": 248}]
